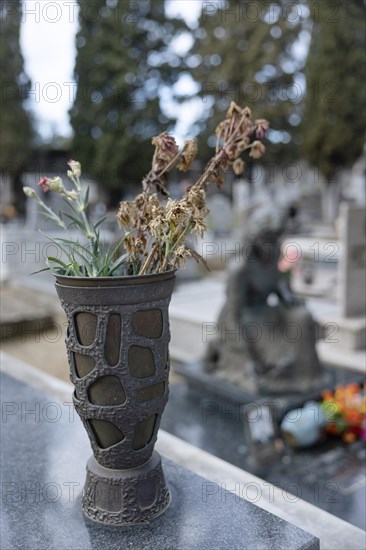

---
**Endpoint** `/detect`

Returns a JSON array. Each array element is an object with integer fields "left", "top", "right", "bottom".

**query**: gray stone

[
  {"left": 1, "top": 372, "right": 319, "bottom": 550},
  {"left": 338, "top": 204, "right": 366, "bottom": 318},
  {"left": 0, "top": 284, "right": 54, "bottom": 341}
]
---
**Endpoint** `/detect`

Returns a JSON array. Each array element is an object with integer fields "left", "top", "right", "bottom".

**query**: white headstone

[{"left": 338, "top": 203, "right": 366, "bottom": 318}]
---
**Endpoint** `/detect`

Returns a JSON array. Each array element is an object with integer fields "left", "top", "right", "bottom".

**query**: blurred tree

[
  {"left": 70, "top": 0, "right": 187, "bottom": 204},
  {"left": 302, "top": 0, "right": 366, "bottom": 221},
  {"left": 188, "top": 0, "right": 308, "bottom": 171},
  {"left": 0, "top": 0, "right": 33, "bottom": 215}
]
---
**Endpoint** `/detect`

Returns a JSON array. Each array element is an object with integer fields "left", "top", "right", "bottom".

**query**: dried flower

[
  {"left": 227, "top": 102, "right": 251, "bottom": 120},
  {"left": 255, "top": 119, "right": 269, "bottom": 139},
  {"left": 166, "top": 199, "right": 191, "bottom": 224},
  {"left": 149, "top": 216, "right": 169, "bottom": 239},
  {"left": 209, "top": 166, "right": 224, "bottom": 187},
  {"left": 233, "top": 158, "right": 245, "bottom": 176},
  {"left": 23, "top": 186, "right": 36, "bottom": 198},
  {"left": 151, "top": 132, "right": 179, "bottom": 173},
  {"left": 177, "top": 139, "right": 198, "bottom": 172},
  {"left": 117, "top": 201, "right": 137, "bottom": 228},
  {"left": 173, "top": 245, "right": 192, "bottom": 268},
  {"left": 249, "top": 141, "right": 266, "bottom": 159}
]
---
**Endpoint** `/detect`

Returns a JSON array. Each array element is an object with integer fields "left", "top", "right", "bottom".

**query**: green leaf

[
  {"left": 63, "top": 212, "right": 85, "bottom": 229},
  {"left": 46, "top": 256, "right": 70, "bottom": 269},
  {"left": 108, "top": 254, "right": 128, "bottom": 275},
  {"left": 29, "top": 267, "right": 51, "bottom": 275},
  {"left": 94, "top": 216, "right": 107, "bottom": 230},
  {"left": 83, "top": 186, "right": 90, "bottom": 210}
]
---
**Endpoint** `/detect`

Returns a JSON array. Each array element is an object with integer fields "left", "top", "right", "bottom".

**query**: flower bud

[
  {"left": 67, "top": 160, "right": 81, "bottom": 177},
  {"left": 49, "top": 177, "right": 63, "bottom": 192},
  {"left": 23, "top": 186, "right": 36, "bottom": 198},
  {"left": 67, "top": 190, "right": 79, "bottom": 200},
  {"left": 37, "top": 177, "right": 51, "bottom": 192}
]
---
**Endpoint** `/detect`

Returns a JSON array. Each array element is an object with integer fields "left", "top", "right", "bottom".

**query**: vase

[{"left": 55, "top": 270, "right": 176, "bottom": 525}]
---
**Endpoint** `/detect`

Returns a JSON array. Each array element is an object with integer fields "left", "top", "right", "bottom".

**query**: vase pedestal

[{"left": 82, "top": 451, "right": 170, "bottom": 526}]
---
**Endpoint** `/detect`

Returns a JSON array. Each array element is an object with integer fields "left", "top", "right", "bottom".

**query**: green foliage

[
  {"left": 24, "top": 163, "right": 129, "bottom": 277},
  {"left": 188, "top": 0, "right": 307, "bottom": 165},
  {"left": 302, "top": 0, "right": 366, "bottom": 182},
  {"left": 0, "top": 1, "right": 33, "bottom": 175},
  {"left": 70, "top": 0, "right": 186, "bottom": 201}
]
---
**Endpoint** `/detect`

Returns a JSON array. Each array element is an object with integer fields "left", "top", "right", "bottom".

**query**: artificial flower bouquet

[{"left": 321, "top": 383, "right": 366, "bottom": 443}]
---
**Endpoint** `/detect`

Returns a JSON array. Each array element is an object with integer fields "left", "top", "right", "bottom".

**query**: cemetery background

[{"left": 1, "top": 1, "right": 366, "bottom": 548}]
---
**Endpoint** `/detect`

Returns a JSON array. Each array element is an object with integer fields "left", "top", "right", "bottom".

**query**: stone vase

[{"left": 54, "top": 271, "right": 175, "bottom": 525}]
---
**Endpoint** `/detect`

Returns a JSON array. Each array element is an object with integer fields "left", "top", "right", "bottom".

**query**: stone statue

[{"left": 205, "top": 206, "right": 325, "bottom": 395}]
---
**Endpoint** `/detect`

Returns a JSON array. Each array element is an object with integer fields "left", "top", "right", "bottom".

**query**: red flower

[{"left": 38, "top": 177, "right": 51, "bottom": 193}]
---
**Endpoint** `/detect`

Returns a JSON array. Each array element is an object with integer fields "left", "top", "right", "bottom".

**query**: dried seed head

[
  {"left": 249, "top": 141, "right": 266, "bottom": 159},
  {"left": 177, "top": 138, "right": 198, "bottom": 172},
  {"left": 151, "top": 132, "right": 179, "bottom": 173},
  {"left": 255, "top": 119, "right": 269, "bottom": 139},
  {"left": 233, "top": 158, "right": 245, "bottom": 176}
]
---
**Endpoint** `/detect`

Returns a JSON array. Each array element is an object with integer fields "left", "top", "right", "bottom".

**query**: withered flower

[
  {"left": 173, "top": 245, "right": 192, "bottom": 269},
  {"left": 249, "top": 141, "right": 266, "bottom": 159},
  {"left": 149, "top": 216, "right": 169, "bottom": 239},
  {"left": 224, "top": 137, "right": 250, "bottom": 160},
  {"left": 209, "top": 166, "right": 224, "bottom": 187},
  {"left": 177, "top": 138, "right": 198, "bottom": 172},
  {"left": 166, "top": 199, "right": 191, "bottom": 224},
  {"left": 118, "top": 100, "right": 269, "bottom": 274},
  {"left": 255, "top": 119, "right": 269, "bottom": 139},
  {"left": 151, "top": 132, "right": 179, "bottom": 173},
  {"left": 117, "top": 201, "right": 137, "bottom": 228},
  {"left": 233, "top": 158, "right": 245, "bottom": 175},
  {"left": 185, "top": 187, "right": 206, "bottom": 211},
  {"left": 227, "top": 101, "right": 252, "bottom": 120}
]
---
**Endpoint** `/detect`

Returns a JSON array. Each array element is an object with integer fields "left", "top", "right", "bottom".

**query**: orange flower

[
  {"left": 343, "top": 431, "right": 356, "bottom": 443},
  {"left": 345, "top": 409, "right": 362, "bottom": 425},
  {"left": 322, "top": 390, "right": 334, "bottom": 401}
]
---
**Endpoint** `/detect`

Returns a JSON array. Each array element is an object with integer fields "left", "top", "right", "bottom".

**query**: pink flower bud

[{"left": 38, "top": 177, "right": 51, "bottom": 193}]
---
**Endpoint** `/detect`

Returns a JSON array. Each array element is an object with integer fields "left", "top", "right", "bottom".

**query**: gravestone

[
  {"left": 1, "top": 370, "right": 320, "bottom": 550},
  {"left": 338, "top": 204, "right": 366, "bottom": 318}
]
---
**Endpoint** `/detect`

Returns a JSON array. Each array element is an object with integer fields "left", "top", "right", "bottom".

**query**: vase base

[{"left": 82, "top": 451, "right": 171, "bottom": 526}]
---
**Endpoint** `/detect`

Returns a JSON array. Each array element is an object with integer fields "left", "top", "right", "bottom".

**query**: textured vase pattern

[{"left": 55, "top": 272, "right": 175, "bottom": 524}]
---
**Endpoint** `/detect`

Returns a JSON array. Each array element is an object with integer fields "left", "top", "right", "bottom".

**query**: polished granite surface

[{"left": 1, "top": 373, "right": 319, "bottom": 550}]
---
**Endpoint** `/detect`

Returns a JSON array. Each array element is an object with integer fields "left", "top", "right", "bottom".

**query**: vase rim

[{"left": 54, "top": 270, "right": 176, "bottom": 288}]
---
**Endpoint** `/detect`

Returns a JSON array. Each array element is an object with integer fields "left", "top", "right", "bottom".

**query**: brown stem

[{"left": 139, "top": 242, "right": 159, "bottom": 275}]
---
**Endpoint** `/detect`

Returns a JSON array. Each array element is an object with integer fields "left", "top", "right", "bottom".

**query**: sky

[{"left": 20, "top": 0, "right": 202, "bottom": 141}]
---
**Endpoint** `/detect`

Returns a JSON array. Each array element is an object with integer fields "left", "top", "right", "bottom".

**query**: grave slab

[{"left": 0, "top": 371, "right": 320, "bottom": 550}]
